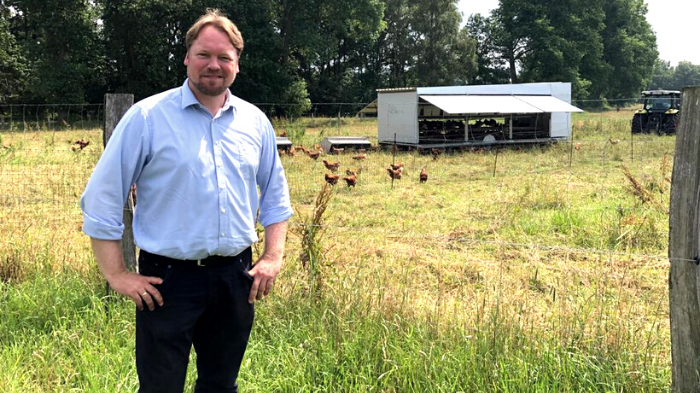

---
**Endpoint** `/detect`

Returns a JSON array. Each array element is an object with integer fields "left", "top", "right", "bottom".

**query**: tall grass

[{"left": 0, "top": 112, "right": 673, "bottom": 391}]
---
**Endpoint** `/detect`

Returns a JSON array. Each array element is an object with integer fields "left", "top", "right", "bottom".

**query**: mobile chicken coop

[{"left": 375, "top": 82, "right": 582, "bottom": 148}]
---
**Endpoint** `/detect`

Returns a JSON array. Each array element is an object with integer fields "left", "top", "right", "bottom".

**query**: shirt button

[
  {"left": 221, "top": 208, "right": 226, "bottom": 214},
  {"left": 221, "top": 233, "right": 225, "bottom": 237}
]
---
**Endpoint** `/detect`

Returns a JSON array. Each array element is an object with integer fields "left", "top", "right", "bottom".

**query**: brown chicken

[
  {"left": 322, "top": 160, "right": 340, "bottom": 172},
  {"left": 324, "top": 173, "right": 340, "bottom": 185},
  {"left": 387, "top": 167, "right": 403, "bottom": 180},
  {"left": 389, "top": 162, "right": 404, "bottom": 171},
  {"left": 331, "top": 147, "right": 345, "bottom": 155},
  {"left": 342, "top": 175, "right": 357, "bottom": 188},
  {"left": 352, "top": 153, "right": 367, "bottom": 160},
  {"left": 419, "top": 168, "right": 428, "bottom": 183},
  {"left": 306, "top": 150, "right": 321, "bottom": 160},
  {"left": 346, "top": 166, "right": 362, "bottom": 177},
  {"left": 72, "top": 138, "right": 90, "bottom": 151},
  {"left": 431, "top": 148, "right": 443, "bottom": 161}
]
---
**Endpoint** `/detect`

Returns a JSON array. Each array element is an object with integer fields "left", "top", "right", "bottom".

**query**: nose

[{"left": 206, "top": 57, "right": 221, "bottom": 70}]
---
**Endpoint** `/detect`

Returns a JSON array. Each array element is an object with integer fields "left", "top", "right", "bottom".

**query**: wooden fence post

[
  {"left": 103, "top": 93, "right": 137, "bottom": 272},
  {"left": 669, "top": 86, "right": 700, "bottom": 392}
]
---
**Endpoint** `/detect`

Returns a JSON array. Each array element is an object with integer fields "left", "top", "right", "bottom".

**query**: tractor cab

[{"left": 642, "top": 90, "right": 681, "bottom": 112}]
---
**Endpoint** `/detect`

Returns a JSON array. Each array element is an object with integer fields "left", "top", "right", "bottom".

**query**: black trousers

[{"left": 135, "top": 248, "right": 254, "bottom": 393}]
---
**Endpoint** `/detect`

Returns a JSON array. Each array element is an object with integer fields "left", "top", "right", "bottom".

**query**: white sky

[{"left": 457, "top": 0, "right": 698, "bottom": 67}]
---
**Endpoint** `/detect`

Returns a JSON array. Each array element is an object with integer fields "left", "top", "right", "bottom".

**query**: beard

[{"left": 192, "top": 75, "right": 231, "bottom": 97}]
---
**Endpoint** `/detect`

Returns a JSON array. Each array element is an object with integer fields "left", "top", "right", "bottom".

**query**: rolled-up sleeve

[
  {"left": 81, "top": 105, "right": 150, "bottom": 240},
  {"left": 256, "top": 117, "right": 293, "bottom": 228}
]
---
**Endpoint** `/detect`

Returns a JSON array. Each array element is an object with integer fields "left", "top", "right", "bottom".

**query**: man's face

[{"left": 184, "top": 25, "right": 239, "bottom": 98}]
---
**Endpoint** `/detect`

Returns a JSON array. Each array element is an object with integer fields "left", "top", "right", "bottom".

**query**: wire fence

[
  {"left": 0, "top": 98, "right": 652, "bottom": 132},
  {"left": 0, "top": 100, "right": 673, "bottom": 261}
]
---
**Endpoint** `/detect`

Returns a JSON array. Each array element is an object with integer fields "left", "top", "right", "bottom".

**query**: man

[{"left": 80, "top": 9, "right": 293, "bottom": 393}]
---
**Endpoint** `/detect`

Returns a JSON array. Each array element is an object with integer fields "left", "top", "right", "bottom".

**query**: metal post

[
  {"left": 392, "top": 133, "right": 397, "bottom": 189},
  {"left": 630, "top": 129, "right": 634, "bottom": 161},
  {"left": 569, "top": 139, "right": 574, "bottom": 169},
  {"left": 493, "top": 148, "right": 498, "bottom": 177}
]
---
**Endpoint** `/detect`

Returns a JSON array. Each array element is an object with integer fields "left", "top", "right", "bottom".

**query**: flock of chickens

[
  {"left": 279, "top": 144, "right": 429, "bottom": 188},
  {"left": 66, "top": 137, "right": 431, "bottom": 188}
]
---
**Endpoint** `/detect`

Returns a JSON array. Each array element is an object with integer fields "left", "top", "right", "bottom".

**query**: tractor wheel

[
  {"left": 660, "top": 113, "right": 680, "bottom": 135},
  {"left": 631, "top": 114, "right": 645, "bottom": 134}
]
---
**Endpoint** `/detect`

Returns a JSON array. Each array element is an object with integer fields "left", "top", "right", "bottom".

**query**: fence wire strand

[{"left": 0, "top": 101, "right": 678, "bottom": 270}]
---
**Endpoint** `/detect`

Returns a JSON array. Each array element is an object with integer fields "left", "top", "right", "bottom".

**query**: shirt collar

[{"left": 180, "top": 79, "right": 237, "bottom": 115}]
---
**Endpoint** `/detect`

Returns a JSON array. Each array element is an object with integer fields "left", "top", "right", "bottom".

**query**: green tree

[
  {"left": 649, "top": 59, "right": 674, "bottom": 90},
  {"left": 0, "top": 4, "right": 28, "bottom": 103},
  {"left": 294, "top": 0, "right": 385, "bottom": 111},
  {"left": 480, "top": 0, "right": 656, "bottom": 103},
  {"left": 513, "top": 0, "right": 606, "bottom": 101},
  {"left": 671, "top": 61, "right": 700, "bottom": 90},
  {"left": 374, "top": 0, "right": 414, "bottom": 87},
  {"left": 100, "top": 0, "right": 192, "bottom": 100},
  {"left": 598, "top": 0, "right": 657, "bottom": 101},
  {"left": 650, "top": 61, "right": 700, "bottom": 92},
  {"left": 410, "top": 0, "right": 477, "bottom": 87},
  {"left": 374, "top": 0, "right": 477, "bottom": 90},
  {"left": 488, "top": 0, "right": 541, "bottom": 84},
  {"left": 464, "top": 13, "right": 510, "bottom": 85},
  {"left": 7, "top": 0, "right": 106, "bottom": 103}
]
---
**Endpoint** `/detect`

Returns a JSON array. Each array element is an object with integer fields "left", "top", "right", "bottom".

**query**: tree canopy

[
  {"left": 466, "top": 0, "right": 660, "bottom": 105},
  {"left": 0, "top": 0, "right": 691, "bottom": 112},
  {"left": 650, "top": 60, "right": 700, "bottom": 92}
]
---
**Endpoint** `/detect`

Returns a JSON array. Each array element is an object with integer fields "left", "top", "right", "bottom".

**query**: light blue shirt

[{"left": 81, "top": 80, "right": 293, "bottom": 260}]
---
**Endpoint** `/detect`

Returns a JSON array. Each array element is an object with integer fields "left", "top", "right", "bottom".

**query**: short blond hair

[{"left": 186, "top": 9, "right": 244, "bottom": 55}]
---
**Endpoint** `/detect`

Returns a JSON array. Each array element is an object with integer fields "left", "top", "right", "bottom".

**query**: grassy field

[{"left": 0, "top": 110, "right": 674, "bottom": 392}]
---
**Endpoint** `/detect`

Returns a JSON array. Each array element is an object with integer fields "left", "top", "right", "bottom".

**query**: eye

[{"left": 219, "top": 56, "right": 232, "bottom": 63}]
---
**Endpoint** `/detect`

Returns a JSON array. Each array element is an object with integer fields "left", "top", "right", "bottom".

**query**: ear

[
  {"left": 235, "top": 63, "right": 240, "bottom": 74},
  {"left": 184, "top": 53, "right": 189, "bottom": 66}
]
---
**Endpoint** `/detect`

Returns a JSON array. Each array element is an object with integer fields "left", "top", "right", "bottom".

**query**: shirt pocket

[{"left": 237, "top": 145, "right": 259, "bottom": 179}]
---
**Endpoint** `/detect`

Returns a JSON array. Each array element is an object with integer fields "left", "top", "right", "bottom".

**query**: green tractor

[{"left": 631, "top": 90, "right": 681, "bottom": 135}]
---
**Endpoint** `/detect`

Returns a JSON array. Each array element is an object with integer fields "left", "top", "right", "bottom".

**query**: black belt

[{"left": 139, "top": 248, "right": 251, "bottom": 268}]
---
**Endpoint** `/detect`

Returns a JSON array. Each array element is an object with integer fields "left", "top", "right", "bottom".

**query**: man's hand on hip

[{"left": 107, "top": 271, "right": 164, "bottom": 311}]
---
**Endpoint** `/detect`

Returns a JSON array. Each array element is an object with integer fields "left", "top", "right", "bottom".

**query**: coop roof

[
  {"left": 357, "top": 100, "right": 377, "bottom": 115},
  {"left": 418, "top": 95, "right": 583, "bottom": 115},
  {"left": 276, "top": 137, "right": 292, "bottom": 148}
]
